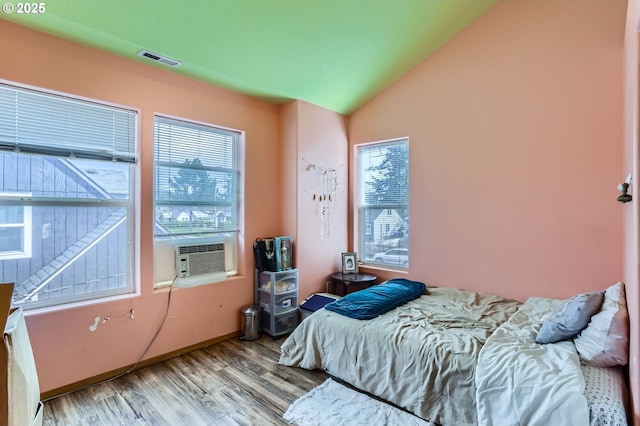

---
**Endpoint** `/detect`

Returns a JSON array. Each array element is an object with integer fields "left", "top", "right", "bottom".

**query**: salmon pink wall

[
  {"left": 624, "top": 0, "right": 640, "bottom": 423},
  {"left": 281, "top": 101, "right": 349, "bottom": 298},
  {"left": 350, "top": 0, "right": 626, "bottom": 303},
  {"left": 280, "top": 102, "right": 299, "bottom": 243},
  {"left": 1, "top": 20, "right": 281, "bottom": 393}
]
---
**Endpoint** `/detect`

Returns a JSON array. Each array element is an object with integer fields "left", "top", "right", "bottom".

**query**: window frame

[
  {"left": 0, "top": 80, "right": 138, "bottom": 310},
  {"left": 152, "top": 113, "right": 243, "bottom": 287},
  {"left": 0, "top": 193, "right": 32, "bottom": 260},
  {"left": 356, "top": 138, "right": 409, "bottom": 271}
]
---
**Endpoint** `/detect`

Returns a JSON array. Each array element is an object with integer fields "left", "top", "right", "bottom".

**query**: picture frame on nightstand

[{"left": 341, "top": 252, "right": 358, "bottom": 274}]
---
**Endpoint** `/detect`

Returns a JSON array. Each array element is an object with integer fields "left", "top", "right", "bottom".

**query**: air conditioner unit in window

[{"left": 174, "top": 242, "right": 226, "bottom": 284}]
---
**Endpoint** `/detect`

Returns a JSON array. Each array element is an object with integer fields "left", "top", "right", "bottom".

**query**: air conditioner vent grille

[
  {"left": 178, "top": 243, "right": 224, "bottom": 255},
  {"left": 137, "top": 49, "right": 182, "bottom": 68}
]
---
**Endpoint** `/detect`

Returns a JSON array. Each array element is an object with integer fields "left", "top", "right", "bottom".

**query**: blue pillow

[{"left": 324, "top": 278, "right": 427, "bottom": 320}]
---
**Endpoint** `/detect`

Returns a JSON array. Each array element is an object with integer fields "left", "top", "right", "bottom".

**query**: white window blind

[
  {"left": 358, "top": 138, "right": 409, "bottom": 269},
  {"left": 0, "top": 81, "right": 137, "bottom": 309},
  {"left": 154, "top": 115, "right": 240, "bottom": 237},
  {"left": 0, "top": 83, "right": 137, "bottom": 163}
]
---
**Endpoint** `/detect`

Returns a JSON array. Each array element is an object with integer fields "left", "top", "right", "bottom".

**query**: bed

[{"left": 279, "top": 280, "right": 630, "bottom": 426}]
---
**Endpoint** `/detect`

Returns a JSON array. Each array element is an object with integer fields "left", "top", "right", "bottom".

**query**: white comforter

[
  {"left": 281, "top": 289, "right": 592, "bottom": 425},
  {"left": 280, "top": 287, "right": 520, "bottom": 425},
  {"left": 475, "top": 297, "right": 590, "bottom": 426}
]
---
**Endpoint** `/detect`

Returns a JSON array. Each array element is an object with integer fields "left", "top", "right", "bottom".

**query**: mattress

[
  {"left": 281, "top": 288, "right": 629, "bottom": 425},
  {"left": 583, "top": 364, "right": 629, "bottom": 426}
]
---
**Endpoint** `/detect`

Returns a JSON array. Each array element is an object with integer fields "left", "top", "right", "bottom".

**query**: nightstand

[{"left": 328, "top": 272, "right": 377, "bottom": 296}]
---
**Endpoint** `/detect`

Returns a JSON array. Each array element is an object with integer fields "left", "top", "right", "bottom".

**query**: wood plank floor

[{"left": 42, "top": 335, "right": 328, "bottom": 426}]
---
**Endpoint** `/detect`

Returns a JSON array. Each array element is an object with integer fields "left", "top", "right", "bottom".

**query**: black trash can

[{"left": 240, "top": 305, "right": 260, "bottom": 341}]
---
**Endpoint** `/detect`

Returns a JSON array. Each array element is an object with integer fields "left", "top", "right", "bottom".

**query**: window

[
  {"left": 153, "top": 115, "right": 241, "bottom": 285},
  {"left": 0, "top": 194, "right": 32, "bottom": 260},
  {"left": 0, "top": 81, "right": 137, "bottom": 309},
  {"left": 357, "top": 138, "right": 409, "bottom": 269}
]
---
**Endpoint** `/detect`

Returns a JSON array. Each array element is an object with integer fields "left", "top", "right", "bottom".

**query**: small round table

[{"left": 329, "top": 272, "right": 378, "bottom": 296}]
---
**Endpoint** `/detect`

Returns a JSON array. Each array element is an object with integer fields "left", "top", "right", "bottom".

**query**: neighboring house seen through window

[
  {"left": 357, "top": 138, "right": 409, "bottom": 269},
  {"left": 153, "top": 115, "right": 241, "bottom": 286},
  {"left": 0, "top": 82, "right": 137, "bottom": 309},
  {"left": 0, "top": 196, "right": 32, "bottom": 260}
]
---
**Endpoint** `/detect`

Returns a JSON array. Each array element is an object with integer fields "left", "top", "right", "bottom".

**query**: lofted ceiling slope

[{"left": 2, "top": 0, "right": 497, "bottom": 114}]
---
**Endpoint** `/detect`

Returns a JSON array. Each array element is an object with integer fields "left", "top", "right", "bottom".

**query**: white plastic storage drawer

[
  {"left": 258, "top": 271, "right": 298, "bottom": 294},
  {"left": 273, "top": 310, "right": 298, "bottom": 335},
  {"left": 259, "top": 292, "right": 298, "bottom": 315},
  {"left": 254, "top": 269, "right": 299, "bottom": 336},
  {"left": 260, "top": 309, "right": 298, "bottom": 336}
]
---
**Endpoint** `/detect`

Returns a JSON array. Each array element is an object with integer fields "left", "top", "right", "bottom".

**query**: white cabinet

[{"left": 255, "top": 269, "right": 299, "bottom": 336}]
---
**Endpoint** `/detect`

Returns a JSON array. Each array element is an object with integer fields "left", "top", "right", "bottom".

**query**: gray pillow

[{"left": 536, "top": 291, "right": 604, "bottom": 344}]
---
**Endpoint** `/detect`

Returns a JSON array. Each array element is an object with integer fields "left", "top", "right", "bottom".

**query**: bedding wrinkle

[
  {"left": 475, "top": 297, "right": 589, "bottom": 426},
  {"left": 280, "top": 287, "right": 520, "bottom": 425}
]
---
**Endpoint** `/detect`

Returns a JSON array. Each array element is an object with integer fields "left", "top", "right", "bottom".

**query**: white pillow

[{"left": 574, "top": 282, "right": 629, "bottom": 367}]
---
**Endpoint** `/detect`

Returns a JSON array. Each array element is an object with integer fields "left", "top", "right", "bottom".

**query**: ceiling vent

[{"left": 137, "top": 50, "right": 182, "bottom": 68}]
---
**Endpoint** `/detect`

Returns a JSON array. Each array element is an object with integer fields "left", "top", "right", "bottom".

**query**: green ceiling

[{"left": 2, "top": 0, "right": 497, "bottom": 114}]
